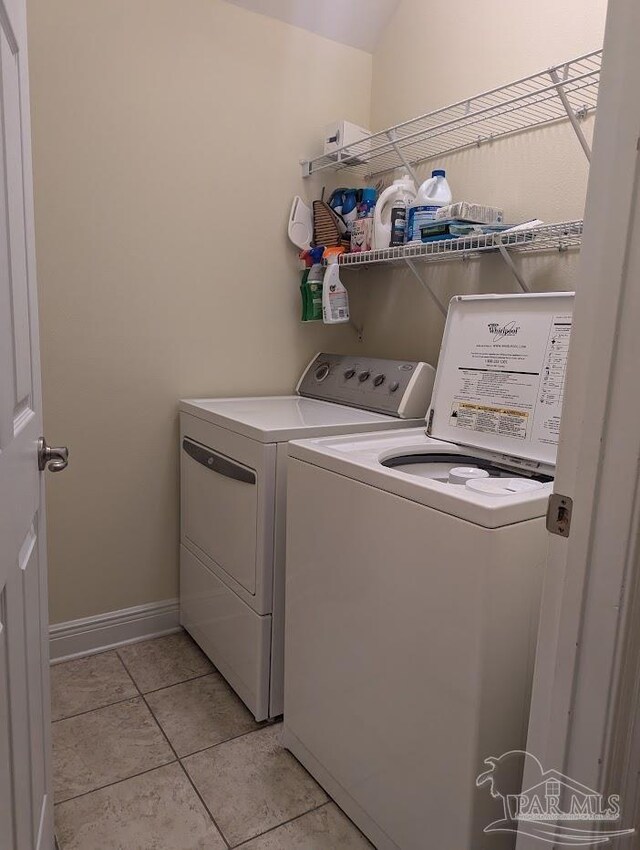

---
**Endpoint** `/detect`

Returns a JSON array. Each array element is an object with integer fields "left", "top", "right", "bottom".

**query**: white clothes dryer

[
  {"left": 179, "top": 353, "right": 435, "bottom": 721},
  {"left": 283, "top": 293, "right": 574, "bottom": 850}
]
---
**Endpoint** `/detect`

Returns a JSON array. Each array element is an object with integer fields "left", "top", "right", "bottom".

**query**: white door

[
  {"left": 518, "top": 0, "right": 640, "bottom": 846},
  {"left": 0, "top": 0, "right": 59, "bottom": 847}
]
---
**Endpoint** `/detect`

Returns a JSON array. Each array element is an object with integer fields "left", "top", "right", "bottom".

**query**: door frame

[{"left": 518, "top": 0, "right": 640, "bottom": 845}]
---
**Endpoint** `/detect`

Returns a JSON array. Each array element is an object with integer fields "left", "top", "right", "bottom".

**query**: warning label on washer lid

[
  {"left": 450, "top": 403, "right": 528, "bottom": 439},
  {"left": 439, "top": 307, "right": 573, "bottom": 460}
]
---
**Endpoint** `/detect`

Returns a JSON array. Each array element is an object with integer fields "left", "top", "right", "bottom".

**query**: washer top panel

[
  {"left": 287, "top": 428, "right": 554, "bottom": 527},
  {"left": 179, "top": 396, "right": 415, "bottom": 443}
]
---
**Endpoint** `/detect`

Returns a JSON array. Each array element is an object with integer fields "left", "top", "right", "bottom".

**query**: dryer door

[
  {"left": 180, "top": 413, "right": 276, "bottom": 610},
  {"left": 182, "top": 437, "right": 258, "bottom": 593}
]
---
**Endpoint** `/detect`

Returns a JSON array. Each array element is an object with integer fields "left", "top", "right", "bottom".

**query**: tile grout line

[
  {"left": 139, "top": 669, "right": 217, "bottom": 696},
  {"left": 140, "top": 688, "right": 232, "bottom": 849},
  {"left": 174, "top": 760, "right": 233, "bottom": 850},
  {"left": 54, "top": 643, "right": 166, "bottom": 845},
  {"left": 139, "top": 693, "right": 180, "bottom": 761},
  {"left": 232, "top": 799, "right": 333, "bottom": 848},
  {"left": 115, "top": 644, "right": 216, "bottom": 696},
  {"left": 54, "top": 753, "right": 338, "bottom": 848},
  {"left": 55, "top": 638, "right": 336, "bottom": 848},
  {"left": 51, "top": 693, "right": 138, "bottom": 724},
  {"left": 177, "top": 724, "right": 333, "bottom": 848},
  {"left": 51, "top": 648, "right": 139, "bottom": 723},
  {"left": 114, "top": 649, "right": 146, "bottom": 697},
  {"left": 54, "top": 759, "right": 180, "bottom": 806},
  {"left": 176, "top": 722, "right": 271, "bottom": 761},
  {"left": 55, "top": 651, "right": 174, "bottom": 811}
]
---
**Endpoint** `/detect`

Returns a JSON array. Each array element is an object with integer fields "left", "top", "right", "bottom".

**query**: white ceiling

[{"left": 222, "top": 0, "right": 400, "bottom": 53}]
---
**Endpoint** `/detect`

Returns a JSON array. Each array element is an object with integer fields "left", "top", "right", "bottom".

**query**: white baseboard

[{"left": 49, "top": 598, "right": 181, "bottom": 664}]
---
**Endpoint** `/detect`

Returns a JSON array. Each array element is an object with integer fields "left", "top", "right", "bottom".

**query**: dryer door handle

[{"left": 182, "top": 438, "right": 256, "bottom": 485}]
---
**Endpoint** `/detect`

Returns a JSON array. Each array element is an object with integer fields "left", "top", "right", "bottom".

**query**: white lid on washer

[{"left": 427, "top": 292, "right": 574, "bottom": 469}]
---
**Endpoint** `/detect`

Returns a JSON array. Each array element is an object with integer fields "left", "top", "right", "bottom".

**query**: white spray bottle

[{"left": 322, "top": 247, "right": 349, "bottom": 324}]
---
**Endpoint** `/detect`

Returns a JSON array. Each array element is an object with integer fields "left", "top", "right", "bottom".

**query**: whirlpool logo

[{"left": 488, "top": 320, "right": 520, "bottom": 341}]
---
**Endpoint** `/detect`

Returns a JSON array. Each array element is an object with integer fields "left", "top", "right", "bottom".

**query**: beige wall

[
  {"left": 350, "top": 0, "right": 607, "bottom": 366},
  {"left": 30, "top": 0, "right": 608, "bottom": 625},
  {"left": 28, "top": 0, "right": 372, "bottom": 623}
]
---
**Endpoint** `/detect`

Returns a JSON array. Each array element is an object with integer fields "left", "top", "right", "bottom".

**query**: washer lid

[{"left": 427, "top": 292, "right": 574, "bottom": 470}]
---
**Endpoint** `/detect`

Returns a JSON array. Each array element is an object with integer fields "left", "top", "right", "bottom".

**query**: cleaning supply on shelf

[
  {"left": 313, "top": 197, "right": 342, "bottom": 247},
  {"left": 418, "top": 219, "right": 459, "bottom": 242},
  {"left": 448, "top": 221, "right": 511, "bottom": 236},
  {"left": 341, "top": 189, "right": 359, "bottom": 238},
  {"left": 299, "top": 251, "right": 312, "bottom": 321},
  {"left": 350, "top": 188, "right": 377, "bottom": 253},
  {"left": 390, "top": 189, "right": 416, "bottom": 247},
  {"left": 407, "top": 170, "right": 452, "bottom": 242},
  {"left": 419, "top": 218, "right": 514, "bottom": 242},
  {"left": 300, "top": 246, "right": 325, "bottom": 322},
  {"left": 288, "top": 196, "right": 313, "bottom": 250},
  {"left": 322, "top": 247, "right": 349, "bottom": 324},
  {"left": 373, "top": 176, "right": 417, "bottom": 249},
  {"left": 327, "top": 189, "right": 359, "bottom": 248},
  {"left": 435, "top": 202, "right": 503, "bottom": 225},
  {"left": 328, "top": 189, "right": 346, "bottom": 235}
]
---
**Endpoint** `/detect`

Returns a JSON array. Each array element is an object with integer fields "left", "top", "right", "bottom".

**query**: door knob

[{"left": 38, "top": 437, "right": 69, "bottom": 473}]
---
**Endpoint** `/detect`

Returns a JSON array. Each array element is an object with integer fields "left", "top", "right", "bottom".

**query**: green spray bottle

[{"left": 300, "top": 246, "right": 325, "bottom": 322}]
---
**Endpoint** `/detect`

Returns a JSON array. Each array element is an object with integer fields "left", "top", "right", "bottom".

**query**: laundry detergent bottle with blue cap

[{"left": 407, "top": 169, "right": 452, "bottom": 242}]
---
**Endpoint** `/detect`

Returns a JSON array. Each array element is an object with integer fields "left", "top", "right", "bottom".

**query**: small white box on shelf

[{"left": 324, "top": 120, "right": 371, "bottom": 164}]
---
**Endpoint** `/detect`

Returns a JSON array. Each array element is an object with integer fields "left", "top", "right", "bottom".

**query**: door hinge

[{"left": 546, "top": 493, "right": 573, "bottom": 537}]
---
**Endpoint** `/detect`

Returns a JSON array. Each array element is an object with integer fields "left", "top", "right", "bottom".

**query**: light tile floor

[{"left": 52, "top": 630, "right": 373, "bottom": 850}]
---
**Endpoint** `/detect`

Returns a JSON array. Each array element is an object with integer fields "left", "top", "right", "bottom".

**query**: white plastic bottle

[
  {"left": 373, "top": 175, "right": 417, "bottom": 249},
  {"left": 322, "top": 247, "right": 349, "bottom": 324},
  {"left": 407, "top": 169, "right": 452, "bottom": 242}
]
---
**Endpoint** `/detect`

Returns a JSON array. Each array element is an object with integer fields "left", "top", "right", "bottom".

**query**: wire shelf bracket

[
  {"left": 497, "top": 243, "right": 530, "bottom": 293},
  {"left": 405, "top": 258, "right": 448, "bottom": 316},
  {"left": 549, "top": 65, "right": 592, "bottom": 162},
  {"left": 350, "top": 319, "right": 364, "bottom": 341},
  {"left": 385, "top": 129, "right": 420, "bottom": 185}
]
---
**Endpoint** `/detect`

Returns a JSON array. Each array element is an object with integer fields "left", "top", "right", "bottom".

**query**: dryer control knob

[
  {"left": 389, "top": 381, "right": 400, "bottom": 392},
  {"left": 344, "top": 369, "right": 356, "bottom": 380},
  {"left": 314, "top": 363, "right": 330, "bottom": 382},
  {"left": 358, "top": 371, "right": 371, "bottom": 383},
  {"left": 373, "top": 374, "right": 386, "bottom": 387}
]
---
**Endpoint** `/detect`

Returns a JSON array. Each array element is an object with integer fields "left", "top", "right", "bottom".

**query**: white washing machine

[
  {"left": 179, "top": 353, "right": 436, "bottom": 721},
  {"left": 283, "top": 293, "right": 574, "bottom": 850}
]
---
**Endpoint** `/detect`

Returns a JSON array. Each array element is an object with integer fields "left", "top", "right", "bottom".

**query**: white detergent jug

[
  {"left": 407, "top": 169, "right": 452, "bottom": 242},
  {"left": 373, "top": 176, "right": 417, "bottom": 250}
]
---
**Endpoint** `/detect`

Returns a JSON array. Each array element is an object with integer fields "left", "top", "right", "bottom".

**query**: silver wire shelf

[
  {"left": 302, "top": 50, "right": 601, "bottom": 179},
  {"left": 338, "top": 220, "right": 584, "bottom": 268}
]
